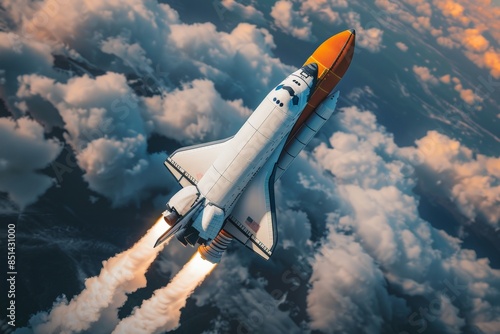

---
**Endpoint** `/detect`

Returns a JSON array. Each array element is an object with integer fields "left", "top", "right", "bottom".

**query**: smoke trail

[
  {"left": 29, "top": 217, "right": 170, "bottom": 334},
  {"left": 112, "top": 252, "right": 216, "bottom": 334}
]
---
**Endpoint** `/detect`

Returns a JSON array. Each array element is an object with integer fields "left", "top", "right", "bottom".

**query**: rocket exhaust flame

[
  {"left": 111, "top": 252, "right": 216, "bottom": 334},
  {"left": 29, "top": 217, "right": 170, "bottom": 334}
]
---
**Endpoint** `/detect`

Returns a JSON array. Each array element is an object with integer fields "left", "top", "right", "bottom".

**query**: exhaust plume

[
  {"left": 112, "top": 252, "right": 216, "bottom": 334},
  {"left": 29, "top": 217, "right": 170, "bottom": 333}
]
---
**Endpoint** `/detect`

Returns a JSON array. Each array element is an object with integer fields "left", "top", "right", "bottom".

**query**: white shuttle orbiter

[{"left": 154, "top": 30, "right": 356, "bottom": 263}]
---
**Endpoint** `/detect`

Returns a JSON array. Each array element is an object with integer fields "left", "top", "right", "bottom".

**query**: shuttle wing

[
  {"left": 223, "top": 143, "right": 284, "bottom": 260},
  {"left": 164, "top": 137, "right": 233, "bottom": 187}
]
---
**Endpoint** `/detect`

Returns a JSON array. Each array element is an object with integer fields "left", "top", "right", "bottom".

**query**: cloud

[
  {"left": 192, "top": 253, "right": 303, "bottom": 334},
  {"left": 413, "top": 68, "right": 482, "bottom": 105},
  {"left": 396, "top": 41, "right": 409, "bottom": 52},
  {"left": 438, "top": 0, "right": 467, "bottom": 22},
  {"left": 16, "top": 72, "right": 171, "bottom": 206},
  {"left": 413, "top": 65, "right": 439, "bottom": 85},
  {"left": 344, "top": 11, "right": 384, "bottom": 52},
  {"left": 484, "top": 50, "right": 500, "bottom": 79},
  {"left": 307, "top": 227, "right": 406, "bottom": 333},
  {"left": 414, "top": 130, "right": 500, "bottom": 229},
  {"left": 0, "top": 117, "right": 62, "bottom": 208},
  {"left": 373, "top": 0, "right": 500, "bottom": 79},
  {"left": 300, "top": 0, "right": 346, "bottom": 24},
  {"left": 13, "top": 0, "right": 180, "bottom": 66},
  {"left": 462, "top": 28, "right": 490, "bottom": 52},
  {"left": 220, "top": 0, "right": 266, "bottom": 24},
  {"left": 142, "top": 79, "right": 251, "bottom": 144},
  {"left": 405, "top": 0, "right": 433, "bottom": 16},
  {"left": 440, "top": 74, "right": 452, "bottom": 84},
  {"left": 3, "top": 1, "right": 294, "bottom": 208},
  {"left": 271, "top": 1, "right": 314, "bottom": 41},
  {"left": 451, "top": 77, "right": 483, "bottom": 105},
  {"left": 306, "top": 107, "right": 500, "bottom": 333},
  {"left": 437, "top": 36, "right": 460, "bottom": 49},
  {"left": 166, "top": 22, "right": 294, "bottom": 103},
  {"left": 433, "top": 0, "right": 500, "bottom": 78},
  {"left": 0, "top": 32, "right": 65, "bottom": 120}
]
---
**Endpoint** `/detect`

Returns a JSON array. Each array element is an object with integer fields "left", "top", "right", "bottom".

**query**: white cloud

[
  {"left": 4, "top": 1, "right": 294, "bottom": 209},
  {"left": 14, "top": 0, "right": 180, "bottom": 67},
  {"left": 0, "top": 32, "right": 65, "bottom": 120},
  {"left": 434, "top": 1, "right": 500, "bottom": 78},
  {"left": 306, "top": 107, "right": 500, "bottom": 333},
  {"left": 166, "top": 22, "right": 294, "bottom": 102},
  {"left": 440, "top": 74, "right": 452, "bottom": 84},
  {"left": 396, "top": 41, "right": 409, "bottom": 51},
  {"left": 271, "top": 0, "right": 314, "bottom": 41},
  {"left": 16, "top": 72, "right": 171, "bottom": 206},
  {"left": 307, "top": 227, "right": 406, "bottom": 333},
  {"left": 300, "top": 0, "right": 346, "bottom": 24},
  {"left": 414, "top": 131, "right": 500, "bottom": 229},
  {"left": 413, "top": 67, "right": 482, "bottom": 106},
  {"left": 0, "top": 117, "right": 62, "bottom": 208},
  {"left": 193, "top": 253, "right": 303, "bottom": 334},
  {"left": 344, "top": 11, "right": 384, "bottom": 52},
  {"left": 413, "top": 65, "right": 439, "bottom": 85},
  {"left": 404, "top": 0, "right": 433, "bottom": 16},
  {"left": 220, "top": 0, "right": 266, "bottom": 24},
  {"left": 142, "top": 79, "right": 251, "bottom": 144},
  {"left": 275, "top": 178, "right": 313, "bottom": 252},
  {"left": 454, "top": 84, "right": 482, "bottom": 105}
]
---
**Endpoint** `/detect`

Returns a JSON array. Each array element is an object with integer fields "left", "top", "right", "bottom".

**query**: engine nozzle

[
  {"left": 163, "top": 210, "right": 179, "bottom": 226},
  {"left": 198, "top": 230, "right": 233, "bottom": 264}
]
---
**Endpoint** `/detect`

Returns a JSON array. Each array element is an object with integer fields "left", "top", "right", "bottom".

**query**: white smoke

[
  {"left": 112, "top": 252, "right": 215, "bottom": 334},
  {"left": 26, "top": 218, "right": 170, "bottom": 334}
]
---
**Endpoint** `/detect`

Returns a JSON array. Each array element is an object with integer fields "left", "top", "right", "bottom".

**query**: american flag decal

[{"left": 245, "top": 216, "right": 260, "bottom": 232}]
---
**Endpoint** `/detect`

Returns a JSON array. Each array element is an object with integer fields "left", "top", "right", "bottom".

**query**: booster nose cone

[{"left": 288, "top": 29, "right": 355, "bottom": 138}]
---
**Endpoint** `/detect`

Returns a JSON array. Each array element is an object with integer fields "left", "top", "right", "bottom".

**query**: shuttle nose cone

[{"left": 349, "top": 29, "right": 356, "bottom": 35}]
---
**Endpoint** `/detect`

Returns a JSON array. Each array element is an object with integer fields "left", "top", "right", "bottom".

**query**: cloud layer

[
  {"left": 0, "top": 117, "right": 62, "bottom": 208},
  {"left": 2, "top": 0, "right": 293, "bottom": 207},
  {"left": 415, "top": 131, "right": 500, "bottom": 229},
  {"left": 306, "top": 106, "right": 500, "bottom": 333},
  {"left": 1, "top": 1, "right": 499, "bottom": 333}
]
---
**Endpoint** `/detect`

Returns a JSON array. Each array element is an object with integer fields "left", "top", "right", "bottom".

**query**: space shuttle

[{"left": 154, "top": 30, "right": 356, "bottom": 263}]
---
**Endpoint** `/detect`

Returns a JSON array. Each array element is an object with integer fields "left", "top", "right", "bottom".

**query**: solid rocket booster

[{"left": 275, "top": 91, "right": 340, "bottom": 180}]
